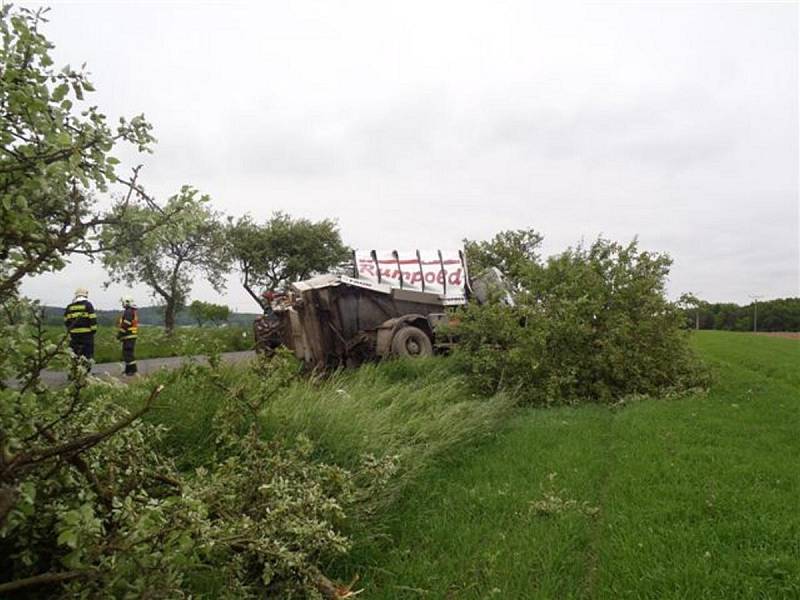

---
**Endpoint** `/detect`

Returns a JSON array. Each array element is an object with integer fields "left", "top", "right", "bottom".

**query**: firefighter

[
  {"left": 64, "top": 287, "right": 98, "bottom": 363},
  {"left": 117, "top": 296, "right": 139, "bottom": 376}
]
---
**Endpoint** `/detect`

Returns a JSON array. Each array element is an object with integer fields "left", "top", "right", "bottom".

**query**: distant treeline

[
  {"left": 684, "top": 298, "right": 800, "bottom": 332},
  {"left": 42, "top": 305, "right": 260, "bottom": 328}
]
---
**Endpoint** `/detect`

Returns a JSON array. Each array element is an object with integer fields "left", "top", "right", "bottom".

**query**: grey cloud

[
  {"left": 17, "top": 2, "right": 798, "bottom": 310},
  {"left": 235, "top": 131, "right": 345, "bottom": 177},
  {"left": 474, "top": 90, "right": 738, "bottom": 170}
]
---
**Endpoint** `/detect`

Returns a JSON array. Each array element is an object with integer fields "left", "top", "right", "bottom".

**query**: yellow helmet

[{"left": 74, "top": 287, "right": 89, "bottom": 298}]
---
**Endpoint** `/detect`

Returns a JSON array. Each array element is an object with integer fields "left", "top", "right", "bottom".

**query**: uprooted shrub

[
  {"left": 455, "top": 236, "right": 710, "bottom": 405},
  {"left": 0, "top": 306, "right": 393, "bottom": 598},
  {"left": 1, "top": 6, "right": 386, "bottom": 595}
]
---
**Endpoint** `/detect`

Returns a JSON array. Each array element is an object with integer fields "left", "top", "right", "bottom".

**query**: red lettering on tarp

[{"left": 354, "top": 251, "right": 465, "bottom": 299}]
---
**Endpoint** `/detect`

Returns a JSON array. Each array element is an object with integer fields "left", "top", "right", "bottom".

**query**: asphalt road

[{"left": 30, "top": 350, "right": 256, "bottom": 387}]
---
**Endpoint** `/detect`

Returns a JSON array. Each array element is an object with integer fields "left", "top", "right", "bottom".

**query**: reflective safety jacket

[
  {"left": 64, "top": 299, "right": 98, "bottom": 335},
  {"left": 117, "top": 306, "right": 139, "bottom": 340}
]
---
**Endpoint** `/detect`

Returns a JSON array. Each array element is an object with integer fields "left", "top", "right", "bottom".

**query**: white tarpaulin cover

[{"left": 354, "top": 249, "right": 468, "bottom": 303}]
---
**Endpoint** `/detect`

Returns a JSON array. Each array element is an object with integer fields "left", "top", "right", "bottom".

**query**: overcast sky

[{"left": 19, "top": 1, "right": 799, "bottom": 311}]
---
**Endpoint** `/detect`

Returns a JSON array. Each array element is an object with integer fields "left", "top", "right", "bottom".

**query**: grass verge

[
  {"left": 128, "top": 355, "right": 515, "bottom": 513},
  {"left": 106, "top": 331, "right": 798, "bottom": 598},
  {"left": 331, "top": 331, "right": 799, "bottom": 598},
  {"left": 46, "top": 324, "right": 252, "bottom": 364}
]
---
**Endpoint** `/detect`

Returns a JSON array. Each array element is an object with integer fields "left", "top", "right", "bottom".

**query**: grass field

[
  {"left": 330, "top": 331, "right": 800, "bottom": 598},
  {"left": 47, "top": 324, "right": 252, "bottom": 364},
  {"left": 124, "top": 331, "right": 798, "bottom": 598}
]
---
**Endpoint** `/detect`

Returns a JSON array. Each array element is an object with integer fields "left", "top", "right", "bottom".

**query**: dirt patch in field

[{"left": 755, "top": 332, "right": 800, "bottom": 340}]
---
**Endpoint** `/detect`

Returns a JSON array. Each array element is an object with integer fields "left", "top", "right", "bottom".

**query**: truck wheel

[{"left": 391, "top": 326, "right": 433, "bottom": 358}]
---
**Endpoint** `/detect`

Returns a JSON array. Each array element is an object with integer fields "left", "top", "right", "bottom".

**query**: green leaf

[
  {"left": 51, "top": 83, "right": 69, "bottom": 102},
  {"left": 57, "top": 529, "right": 79, "bottom": 549}
]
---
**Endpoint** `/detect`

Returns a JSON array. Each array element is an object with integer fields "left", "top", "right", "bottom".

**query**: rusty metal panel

[
  {"left": 391, "top": 288, "right": 444, "bottom": 305},
  {"left": 280, "top": 276, "right": 456, "bottom": 367},
  {"left": 303, "top": 289, "right": 333, "bottom": 367}
]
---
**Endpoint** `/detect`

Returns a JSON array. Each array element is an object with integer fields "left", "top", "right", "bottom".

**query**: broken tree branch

[
  {"left": 3, "top": 385, "right": 165, "bottom": 481},
  {"left": 0, "top": 570, "right": 89, "bottom": 595}
]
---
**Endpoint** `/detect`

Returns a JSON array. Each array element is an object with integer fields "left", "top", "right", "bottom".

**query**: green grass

[
  {"left": 117, "top": 331, "right": 799, "bottom": 598},
  {"left": 330, "top": 331, "right": 800, "bottom": 598},
  {"left": 47, "top": 324, "right": 252, "bottom": 364},
  {"left": 137, "top": 357, "right": 514, "bottom": 482},
  {"left": 260, "top": 359, "right": 513, "bottom": 468}
]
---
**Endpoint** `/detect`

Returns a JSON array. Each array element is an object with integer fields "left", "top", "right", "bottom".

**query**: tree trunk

[
  {"left": 164, "top": 298, "right": 176, "bottom": 335},
  {"left": 242, "top": 268, "right": 268, "bottom": 312},
  {"left": 244, "top": 282, "right": 268, "bottom": 312}
]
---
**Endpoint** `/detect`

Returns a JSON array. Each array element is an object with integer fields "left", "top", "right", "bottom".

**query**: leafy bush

[
  {"left": 1, "top": 304, "right": 193, "bottom": 595},
  {"left": 1, "top": 324, "right": 391, "bottom": 597},
  {"left": 464, "top": 228, "right": 543, "bottom": 286},
  {"left": 4, "top": 301, "right": 508, "bottom": 598},
  {"left": 455, "top": 236, "right": 710, "bottom": 405},
  {"left": 1, "top": 6, "right": 376, "bottom": 596}
]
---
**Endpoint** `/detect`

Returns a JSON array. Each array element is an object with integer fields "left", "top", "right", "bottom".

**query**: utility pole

[{"left": 750, "top": 295, "right": 763, "bottom": 333}]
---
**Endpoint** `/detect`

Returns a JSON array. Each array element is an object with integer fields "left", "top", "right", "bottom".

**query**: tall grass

[
  {"left": 130, "top": 356, "right": 515, "bottom": 509},
  {"left": 260, "top": 359, "right": 515, "bottom": 512}
]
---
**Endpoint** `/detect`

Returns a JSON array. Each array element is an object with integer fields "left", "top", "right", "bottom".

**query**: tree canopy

[
  {"left": 100, "top": 188, "right": 229, "bottom": 332},
  {"left": 188, "top": 299, "right": 230, "bottom": 327},
  {"left": 464, "top": 228, "right": 543, "bottom": 287},
  {"left": 0, "top": 5, "right": 157, "bottom": 301},
  {"left": 227, "top": 212, "right": 350, "bottom": 309}
]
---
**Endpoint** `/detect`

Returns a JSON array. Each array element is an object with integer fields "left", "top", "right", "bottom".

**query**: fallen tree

[
  {"left": 1, "top": 7, "right": 375, "bottom": 597},
  {"left": 456, "top": 234, "right": 711, "bottom": 405}
]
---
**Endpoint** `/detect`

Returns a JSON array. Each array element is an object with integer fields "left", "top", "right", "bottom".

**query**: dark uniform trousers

[
  {"left": 119, "top": 305, "right": 139, "bottom": 375},
  {"left": 70, "top": 334, "right": 95, "bottom": 360},
  {"left": 123, "top": 339, "right": 137, "bottom": 375}
]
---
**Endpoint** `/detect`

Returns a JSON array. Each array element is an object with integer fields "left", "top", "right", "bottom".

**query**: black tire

[{"left": 390, "top": 326, "right": 433, "bottom": 358}]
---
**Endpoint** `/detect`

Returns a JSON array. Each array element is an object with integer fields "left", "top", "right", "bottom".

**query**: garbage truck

[{"left": 254, "top": 248, "right": 508, "bottom": 369}]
